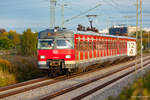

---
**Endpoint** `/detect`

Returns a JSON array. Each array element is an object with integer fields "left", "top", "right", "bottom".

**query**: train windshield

[
  {"left": 38, "top": 39, "right": 54, "bottom": 49},
  {"left": 56, "top": 39, "right": 73, "bottom": 49}
]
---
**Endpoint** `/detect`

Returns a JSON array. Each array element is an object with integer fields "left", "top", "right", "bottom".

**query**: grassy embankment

[
  {"left": 108, "top": 71, "right": 150, "bottom": 100},
  {"left": 0, "top": 56, "right": 44, "bottom": 87}
]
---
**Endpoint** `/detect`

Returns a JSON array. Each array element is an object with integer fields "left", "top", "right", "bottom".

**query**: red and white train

[{"left": 38, "top": 29, "right": 136, "bottom": 75}]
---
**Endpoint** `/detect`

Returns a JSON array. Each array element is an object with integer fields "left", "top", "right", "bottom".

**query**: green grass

[{"left": 108, "top": 72, "right": 150, "bottom": 100}]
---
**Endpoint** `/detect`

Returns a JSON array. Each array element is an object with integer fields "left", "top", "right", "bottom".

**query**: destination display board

[{"left": 127, "top": 41, "right": 136, "bottom": 56}]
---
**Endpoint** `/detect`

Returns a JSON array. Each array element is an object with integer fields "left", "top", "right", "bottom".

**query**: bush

[
  {"left": 0, "top": 37, "right": 14, "bottom": 50},
  {"left": 0, "top": 57, "right": 43, "bottom": 87},
  {"left": 13, "top": 58, "right": 43, "bottom": 82},
  {"left": 0, "top": 59, "right": 17, "bottom": 87},
  {"left": 20, "top": 29, "right": 37, "bottom": 56}
]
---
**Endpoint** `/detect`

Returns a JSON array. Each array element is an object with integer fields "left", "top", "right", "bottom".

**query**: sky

[{"left": 0, "top": 0, "right": 150, "bottom": 33}]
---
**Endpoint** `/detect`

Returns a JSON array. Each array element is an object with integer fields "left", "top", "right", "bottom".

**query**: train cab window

[
  {"left": 38, "top": 39, "right": 54, "bottom": 49},
  {"left": 56, "top": 39, "right": 73, "bottom": 49}
]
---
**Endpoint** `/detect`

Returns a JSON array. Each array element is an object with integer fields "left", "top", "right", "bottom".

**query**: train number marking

[{"left": 127, "top": 41, "right": 136, "bottom": 56}]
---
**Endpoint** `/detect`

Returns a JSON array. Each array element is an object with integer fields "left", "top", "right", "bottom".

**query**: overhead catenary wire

[{"left": 64, "top": 4, "right": 101, "bottom": 23}]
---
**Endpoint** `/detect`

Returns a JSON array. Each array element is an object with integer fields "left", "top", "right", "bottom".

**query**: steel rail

[
  {"left": 71, "top": 61, "right": 150, "bottom": 100},
  {"left": 39, "top": 57, "right": 150, "bottom": 100},
  {"left": 1, "top": 55, "right": 149, "bottom": 99},
  {"left": 0, "top": 77, "right": 49, "bottom": 92},
  {"left": 0, "top": 57, "right": 128, "bottom": 99}
]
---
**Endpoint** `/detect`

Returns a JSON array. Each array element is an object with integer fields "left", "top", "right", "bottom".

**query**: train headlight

[
  {"left": 65, "top": 55, "right": 71, "bottom": 59},
  {"left": 40, "top": 55, "right": 45, "bottom": 59}
]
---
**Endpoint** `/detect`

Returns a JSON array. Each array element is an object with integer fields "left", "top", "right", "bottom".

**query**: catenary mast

[{"left": 50, "top": 0, "right": 57, "bottom": 29}]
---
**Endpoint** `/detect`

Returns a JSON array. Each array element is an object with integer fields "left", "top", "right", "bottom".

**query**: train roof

[
  {"left": 74, "top": 31, "right": 136, "bottom": 40},
  {"left": 38, "top": 29, "right": 136, "bottom": 40}
]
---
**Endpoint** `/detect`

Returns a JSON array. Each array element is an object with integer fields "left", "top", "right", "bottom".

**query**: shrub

[
  {"left": 0, "top": 59, "right": 17, "bottom": 87},
  {"left": 0, "top": 37, "right": 14, "bottom": 50},
  {"left": 0, "top": 57, "right": 43, "bottom": 87}
]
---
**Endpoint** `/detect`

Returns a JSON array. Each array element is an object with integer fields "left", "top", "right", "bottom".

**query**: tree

[
  {"left": 0, "top": 37, "right": 14, "bottom": 50},
  {"left": 20, "top": 28, "right": 37, "bottom": 56},
  {"left": 0, "top": 29, "right": 6, "bottom": 34},
  {"left": 8, "top": 30, "right": 20, "bottom": 47},
  {"left": 0, "top": 32, "right": 8, "bottom": 38}
]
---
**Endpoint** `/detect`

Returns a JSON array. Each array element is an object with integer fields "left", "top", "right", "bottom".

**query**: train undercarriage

[
  {"left": 43, "top": 55, "right": 135, "bottom": 77},
  {"left": 47, "top": 59, "right": 67, "bottom": 77}
]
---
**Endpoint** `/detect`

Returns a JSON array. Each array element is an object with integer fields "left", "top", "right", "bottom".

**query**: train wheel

[
  {"left": 47, "top": 67, "right": 56, "bottom": 77},
  {"left": 66, "top": 69, "right": 71, "bottom": 77},
  {"left": 47, "top": 70, "right": 51, "bottom": 77}
]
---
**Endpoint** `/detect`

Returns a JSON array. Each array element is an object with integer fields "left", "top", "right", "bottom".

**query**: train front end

[{"left": 37, "top": 29, "right": 75, "bottom": 76}]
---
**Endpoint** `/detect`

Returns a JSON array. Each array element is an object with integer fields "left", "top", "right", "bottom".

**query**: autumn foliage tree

[
  {"left": 0, "top": 29, "right": 6, "bottom": 34},
  {"left": 8, "top": 30, "right": 20, "bottom": 48},
  {"left": 20, "top": 28, "right": 37, "bottom": 56},
  {"left": 0, "top": 29, "right": 14, "bottom": 50},
  {"left": 0, "top": 37, "right": 14, "bottom": 49}
]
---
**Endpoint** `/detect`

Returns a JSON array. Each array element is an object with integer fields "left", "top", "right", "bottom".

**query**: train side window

[
  {"left": 94, "top": 40, "right": 96, "bottom": 50},
  {"left": 103, "top": 39, "right": 106, "bottom": 50},
  {"left": 101, "top": 39, "right": 103, "bottom": 50},
  {"left": 105, "top": 39, "right": 106, "bottom": 50},
  {"left": 110, "top": 39, "right": 112, "bottom": 49},
  {"left": 76, "top": 39, "right": 79, "bottom": 51},
  {"left": 80, "top": 40, "right": 83, "bottom": 51},
  {"left": 99, "top": 38, "right": 101, "bottom": 50},
  {"left": 113, "top": 40, "right": 115, "bottom": 49},
  {"left": 102, "top": 39, "right": 104, "bottom": 50},
  {"left": 112, "top": 39, "right": 113, "bottom": 49}
]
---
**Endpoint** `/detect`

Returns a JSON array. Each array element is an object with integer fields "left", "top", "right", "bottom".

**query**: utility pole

[
  {"left": 124, "top": 16, "right": 135, "bottom": 36},
  {"left": 135, "top": 0, "right": 139, "bottom": 75},
  {"left": 61, "top": 4, "right": 67, "bottom": 28},
  {"left": 140, "top": 0, "right": 143, "bottom": 70},
  {"left": 107, "top": 17, "right": 112, "bottom": 35},
  {"left": 50, "top": 0, "right": 57, "bottom": 29},
  {"left": 148, "top": 31, "right": 150, "bottom": 49},
  {"left": 107, "top": 17, "right": 110, "bottom": 35},
  {"left": 61, "top": 4, "right": 64, "bottom": 28}
]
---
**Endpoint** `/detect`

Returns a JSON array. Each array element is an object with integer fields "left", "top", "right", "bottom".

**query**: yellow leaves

[
  {"left": 8, "top": 30, "right": 20, "bottom": 45},
  {"left": 0, "top": 32, "right": 8, "bottom": 38},
  {"left": 0, "top": 59, "right": 12, "bottom": 70},
  {"left": 0, "top": 70, "right": 17, "bottom": 87},
  {"left": 0, "top": 59, "right": 17, "bottom": 87},
  {"left": 9, "top": 30, "right": 16, "bottom": 33}
]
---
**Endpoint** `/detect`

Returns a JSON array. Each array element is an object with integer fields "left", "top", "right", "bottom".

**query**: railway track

[
  {"left": 39, "top": 56, "right": 150, "bottom": 100},
  {"left": 0, "top": 56, "right": 136, "bottom": 99},
  {"left": 0, "top": 55, "right": 150, "bottom": 100},
  {"left": 0, "top": 62, "right": 122, "bottom": 99}
]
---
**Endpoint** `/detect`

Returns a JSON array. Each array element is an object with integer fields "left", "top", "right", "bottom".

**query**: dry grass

[
  {"left": 0, "top": 59, "right": 17, "bottom": 87},
  {"left": 0, "top": 56, "right": 44, "bottom": 87},
  {"left": 0, "top": 70, "right": 17, "bottom": 87}
]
